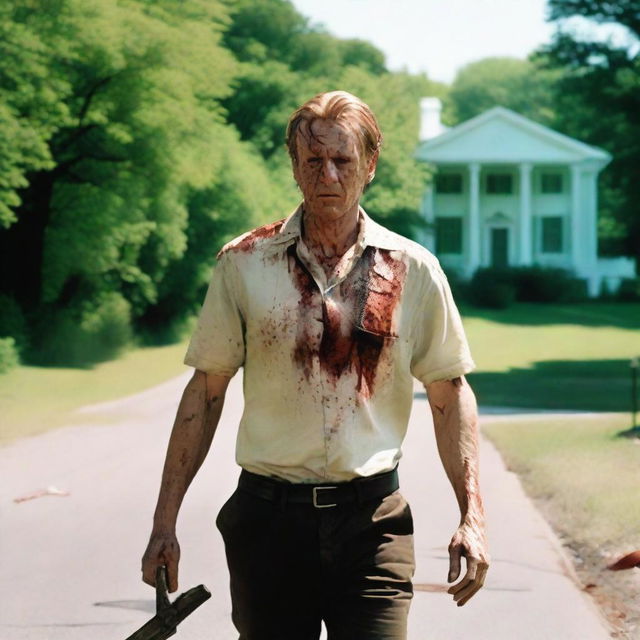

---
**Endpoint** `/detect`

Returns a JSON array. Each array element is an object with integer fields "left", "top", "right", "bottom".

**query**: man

[{"left": 141, "top": 91, "right": 489, "bottom": 639}]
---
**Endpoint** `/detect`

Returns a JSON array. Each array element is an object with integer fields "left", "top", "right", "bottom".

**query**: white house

[{"left": 415, "top": 98, "right": 636, "bottom": 296}]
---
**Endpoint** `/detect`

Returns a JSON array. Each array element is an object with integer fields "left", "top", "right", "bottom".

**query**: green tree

[
  {"left": 547, "top": 0, "right": 640, "bottom": 34},
  {"left": 0, "top": 0, "right": 276, "bottom": 361},
  {"left": 537, "top": 0, "right": 640, "bottom": 260},
  {"left": 448, "top": 57, "right": 558, "bottom": 125},
  {"left": 222, "top": 0, "right": 310, "bottom": 67}
]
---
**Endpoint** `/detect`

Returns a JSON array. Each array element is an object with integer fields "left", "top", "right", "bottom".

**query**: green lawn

[
  {"left": 0, "top": 342, "right": 190, "bottom": 445},
  {"left": 482, "top": 414, "right": 640, "bottom": 552},
  {"left": 463, "top": 302, "right": 640, "bottom": 411}
]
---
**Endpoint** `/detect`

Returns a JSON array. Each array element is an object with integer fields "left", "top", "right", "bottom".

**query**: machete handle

[{"left": 156, "top": 566, "right": 171, "bottom": 611}]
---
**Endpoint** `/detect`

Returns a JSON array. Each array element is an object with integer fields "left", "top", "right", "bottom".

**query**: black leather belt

[{"left": 238, "top": 467, "right": 399, "bottom": 508}]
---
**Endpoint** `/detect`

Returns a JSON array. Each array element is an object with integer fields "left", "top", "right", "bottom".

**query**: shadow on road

[{"left": 94, "top": 600, "right": 156, "bottom": 613}]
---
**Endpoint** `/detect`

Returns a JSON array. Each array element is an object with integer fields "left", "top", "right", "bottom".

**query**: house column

[
  {"left": 468, "top": 163, "right": 481, "bottom": 276},
  {"left": 421, "top": 184, "right": 435, "bottom": 251},
  {"left": 519, "top": 163, "right": 533, "bottom": 265},
  {"left": 585, "top": 169, "right": 600, "bottom": 295},
  {"left": 570, "top": 164, "right": 583, "bottom": 274},
  {"left": 586, "top": 170, "right": 598, "bottom": 267}
]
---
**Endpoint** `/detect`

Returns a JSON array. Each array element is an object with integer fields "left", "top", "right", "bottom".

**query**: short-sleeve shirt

[{"left": 184, "top": 205, "right": 475, "bottom": 482}]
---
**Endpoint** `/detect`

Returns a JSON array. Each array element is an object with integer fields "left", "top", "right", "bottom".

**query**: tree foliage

[
  {"left": 448, "top": 57, "right": 559, "bottom": 125},
  {"left": 547, "top": 0, "right": 640, "bottom": 36},
  {"left": 536, "top": 0, "right": 640, "bottom": 260}
]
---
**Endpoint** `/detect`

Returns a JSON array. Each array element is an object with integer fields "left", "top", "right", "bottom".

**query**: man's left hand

[{"left": 446, "top": 522, "right": 490, "bottom": 606}]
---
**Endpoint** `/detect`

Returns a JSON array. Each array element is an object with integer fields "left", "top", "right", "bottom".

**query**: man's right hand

[{"left": 141, "top": 531, "right": 181, "bottom": 593}]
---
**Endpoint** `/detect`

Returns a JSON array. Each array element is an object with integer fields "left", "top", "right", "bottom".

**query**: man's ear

[{"left": 367, "top": 148, "right": 379, "bottom": 183}]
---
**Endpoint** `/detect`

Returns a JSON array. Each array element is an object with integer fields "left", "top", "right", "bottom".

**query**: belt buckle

[{"left": 313, "top": 486, "right": 337, "bottom": 508}]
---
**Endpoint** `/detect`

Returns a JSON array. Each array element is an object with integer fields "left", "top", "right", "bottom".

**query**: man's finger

[
  {"left": 142, "top": 567, "right": 157, "bottom": 587},
  {"left": 447, "top": 557, "right": 477, "bottom": 595},
  {"left": 151, "top": 536, "right": 180, "bottom": 592},
  {"left": 166, "top": 558, "right": 179, "bottom": 593},
  {"left": 454, "top": 563, "right": 489, "bottom": 606},
  {"left": 454, "top": 580, "right": 480, "bottom": 606},
  {"left": 141, "top": 567, "right": 154, "bottom": 587},
  {"left": 141, "top": 550, "right": 160, "bottom": 587},
  {"left": 456, "top": 581, "right": 483, "bottom": 606},
  {"left": 448, "top": 545, "right": 462, "bottom": 582}
]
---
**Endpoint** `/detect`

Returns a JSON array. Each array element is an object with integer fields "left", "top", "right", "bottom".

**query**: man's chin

[{"left": 305, "top": 199, "right": 354, "bottom": 219}]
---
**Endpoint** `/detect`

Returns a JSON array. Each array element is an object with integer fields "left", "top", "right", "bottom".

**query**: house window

[
  {"left": 436, "top": 217, "right": 463, "bottom": 254},
  {"left": 541, "top": 217, "right": 563, "bottom": 253},
  {"left": 435, "top": 173, "right": 463, "bottom": 194},
  {"left": 486, "top": 173, "right": 513, "bottom": 194},
  {"left": 541, "top": 173, "right": 563, "bottom": 194}
]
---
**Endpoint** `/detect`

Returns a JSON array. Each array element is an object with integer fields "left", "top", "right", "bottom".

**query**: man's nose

[{"left": 320, "top": 160, "right": 339, "bottom": 184}]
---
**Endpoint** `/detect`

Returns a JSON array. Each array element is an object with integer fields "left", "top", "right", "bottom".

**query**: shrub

[
  {"left": 468, "top": 268, "right": 516, "bottom": 309},
  {"left": 27, "top": 293, "right": 133, "bottom": 366},
  {"left": 562, "top": 277, "right": 588, "bottom": 302},
  {"left": 617, "top": 278, "right": 640, "bottom": 302},
  {"left": 137, "top": 313, "right": 196, "bottom": 347},
  {"left": 0, "top": 337, "right": 19, "bottom": 374},
  {"left": 0, "top": 294, "right": 28, "bottom": 351},
  {"left": 511, "top": 267, "right": 586, "bottom": 303},
  {"left": 466, "top": 266, "right": 588, "bottom": 308},
  {"left": 80, "top": 292, "right": 133, "bottom": 359}
]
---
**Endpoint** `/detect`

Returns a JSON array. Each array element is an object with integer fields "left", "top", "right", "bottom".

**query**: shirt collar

[
  {"left": 270, "top": 204, "right": 303, "bottom": 246},
  {"left": 271, "top": 203, "right": 400, "bottom": 252},
  {"left": 359, "top": 207, "right": 402, "bottom": 251}
]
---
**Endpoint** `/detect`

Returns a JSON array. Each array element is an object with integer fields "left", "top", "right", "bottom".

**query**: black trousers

[{"left": 216, "top": 473, "right": 415, "bottom": 640}]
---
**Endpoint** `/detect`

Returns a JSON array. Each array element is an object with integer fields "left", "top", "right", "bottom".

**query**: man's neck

[{"left": 301, "top": 203, "right": 360, "bottom": 261}]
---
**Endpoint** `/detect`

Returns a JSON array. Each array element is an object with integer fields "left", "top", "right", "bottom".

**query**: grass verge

[
  {"left": 483, "top": 413, "right": 640, "bottom": 634},
  {"left": 0, "top": 342, "right": 189, "bottom": 445}
]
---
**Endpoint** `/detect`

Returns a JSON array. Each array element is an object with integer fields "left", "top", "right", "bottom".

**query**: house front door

[{"left": 491, "top": 228, "right": 509, "bottom": 268}]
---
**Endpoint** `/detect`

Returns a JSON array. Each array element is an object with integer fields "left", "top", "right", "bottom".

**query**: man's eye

[
  {"left": 307, "top": 157, "right": 321, "bottom": 164},
  {"left": 335, "top": 158, "right": 350, "bottom": 165}
]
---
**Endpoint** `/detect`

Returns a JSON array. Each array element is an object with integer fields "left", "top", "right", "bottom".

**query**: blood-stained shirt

[{"left": 184, "top": 205, "right": 475, "bottom": 482}]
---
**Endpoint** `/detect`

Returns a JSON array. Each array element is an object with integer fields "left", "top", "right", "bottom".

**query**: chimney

[{"left": 419, "top": 97, "right": 446, "bottom": 141}]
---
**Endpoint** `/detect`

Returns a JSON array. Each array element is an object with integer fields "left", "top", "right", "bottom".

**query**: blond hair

[{"left": 286, "top": 91, "right": 382, "bottom": 163}]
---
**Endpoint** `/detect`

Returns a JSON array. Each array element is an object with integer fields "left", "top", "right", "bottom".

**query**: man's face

[{"left": 292, "top": 119, "right": 377, "bottom": 221}]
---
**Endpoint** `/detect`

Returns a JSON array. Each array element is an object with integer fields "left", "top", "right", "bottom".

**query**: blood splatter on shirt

[{"left": 289, "top": 244, "right": 407, "bottom": 398}]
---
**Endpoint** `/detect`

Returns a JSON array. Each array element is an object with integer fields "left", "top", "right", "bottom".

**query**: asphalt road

[{"left": 1, "top": 371, "right": 612, "bottom": 639}]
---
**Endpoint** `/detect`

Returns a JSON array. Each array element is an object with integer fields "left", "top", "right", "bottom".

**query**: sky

[{"left": 289, "top": 0, "right": 635, "bottom": 84}]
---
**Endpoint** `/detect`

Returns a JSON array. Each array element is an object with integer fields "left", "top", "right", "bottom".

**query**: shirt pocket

[{"left": 356, "top": 264, "right": 402, "bottom": 339}]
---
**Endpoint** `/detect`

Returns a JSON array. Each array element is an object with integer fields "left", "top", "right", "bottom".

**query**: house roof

[{"left": 416, "top": 106, "right": 612, "bottom": 168}]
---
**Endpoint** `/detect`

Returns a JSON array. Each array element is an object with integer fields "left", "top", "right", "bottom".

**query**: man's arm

[
  {"left": 141, "top": 369, "right": 231, "bottom": 592},
  {"left": 426, "top": 375, "right": 489, "bottom": 607}
]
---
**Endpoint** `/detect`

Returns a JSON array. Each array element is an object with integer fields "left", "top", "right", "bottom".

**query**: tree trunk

[{"left": 0, "top": 171, "right": 55, "bottom": 311}]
